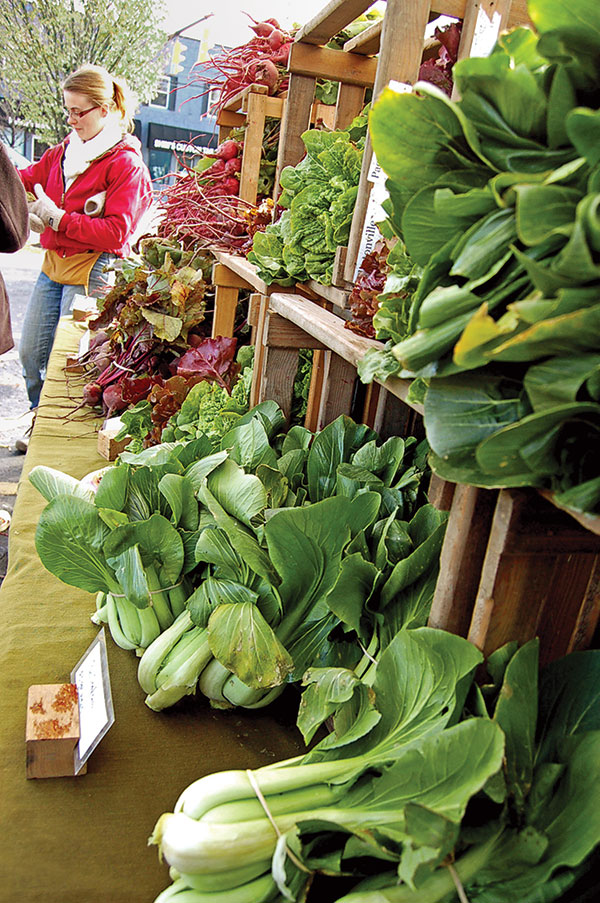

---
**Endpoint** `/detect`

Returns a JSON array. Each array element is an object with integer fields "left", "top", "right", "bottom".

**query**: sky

[{"left": 163, "top": 1, "right": 387, "bottom": 47}]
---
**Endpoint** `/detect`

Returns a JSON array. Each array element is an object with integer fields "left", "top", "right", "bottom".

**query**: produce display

[
  {"left": 30, "top": 409, "right": 440, "bottom": 713},
  {"left": 6, "top": 2, "right": 600, "bottom": 903},
  {"left": 358, "top": 0, "right": 600, "bottom": 513}
]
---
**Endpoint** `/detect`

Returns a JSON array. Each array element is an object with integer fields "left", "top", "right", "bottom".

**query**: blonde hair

[{"left": 63, "top": 64, "right": 136, "bottom": 132}]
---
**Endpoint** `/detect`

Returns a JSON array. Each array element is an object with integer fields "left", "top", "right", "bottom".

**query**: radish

[
  {"left": 268, "top": 29, "right": 284, "bottom": 50},
  {"left": 225, "top": 157, "right": 242, "bottom": 174},
  {"left": 249, "top": 59, "right": 279, "bottom": 92},
  {"left": 222, "top": 176, "right": 240, "bottom": 195},
  {"left": 215, "top": 140, "right": 240, "bottom": 161},
  {"left": 270, "top": 42, "right": 292, "bottom": 65},
  {"left": 82, "top": 382, "right": 102, "bottom": 407}
]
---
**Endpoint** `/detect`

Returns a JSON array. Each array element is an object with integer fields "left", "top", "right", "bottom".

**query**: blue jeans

[{"left": 19, "top": 253, "right": 115, "bottom": 408}]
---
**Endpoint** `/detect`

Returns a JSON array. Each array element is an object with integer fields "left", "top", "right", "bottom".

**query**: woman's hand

[{"left": 30, "top": 183, "right": 65, "bottom": 231}]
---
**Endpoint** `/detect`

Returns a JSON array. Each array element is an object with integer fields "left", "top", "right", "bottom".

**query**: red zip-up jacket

[{"left": 19, "top": 134, "right": 152, "bottom": 259}]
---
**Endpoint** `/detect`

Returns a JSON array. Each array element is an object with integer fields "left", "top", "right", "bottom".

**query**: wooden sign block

[
  {"left": 98, "top": 426, "right": 129, "bottom": 461},
  {"left": 26, "top": 684, "right": 85, "bottom": 779},
  {"left": 65, "top": 355, "right": 84, "bottom": 374},
  {"left": 71, "top": 295, "right": 98, "bottom": 322}
]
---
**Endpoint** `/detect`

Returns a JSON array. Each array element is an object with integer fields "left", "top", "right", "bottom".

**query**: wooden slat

[
  {"left": 334, "top": 82, "right": 367, "bottom": 130},
  {"left": 343, "top": 20, "right": 382, "bottom": 55},
  {"left": 456, "top": 0, "right": 514, "bottom": 68},
  {"left": 428, "top": 485, "right": 497, "bottom": 638},
  {"left": 249, "top": 295, "right": 270, "bottom": 407},
  {"left": 304, "top": 350, "right": 328, "bottom": 432},
  {"left": 216, "top": 110, "right": 246, "bottom": 129},
  {"left": 239, "top": 92, "right": 267, "bottom": 204},
  {"left": 222, "top": 82, "right": 268, "bottom": 112},
  {"left": 313, "top": 102, "right": 337, "bottom": 128},
  {"left": 212, "top": 252, "right": 296, "bottom": 296},
  {"left": 258, "top": 343, "right": 301, "bottom": 423},
  {"left": 467, "top": 490, "right": 600, "bottom": 666},
  {"left": 303, "top": 279, "right": 350, "bottom": 309},
  {"left": 295, "top": 0, "right": 375, "bottom": 45},
  {"left": 211, "top": 285, "right": 239, "bottom": 338},
  {"left": 268, "top": 292, "right": 421, "bottom": 412},
  {"left": 211, "top": 262, "right": 252, "bottom": 289},
  {"left": 265, "top": 313, "right": 327, "bottom": 349},
  {"left": 428, "top": 474, "right": 456, "bottom": 511},
  {"left": 430, "top": 0, "right": 532, "bottom": 27},
  {"left": 274, "top": 73, "right": 316, "bottom": 196},
  {"left": 538, "top": 489, "right": 600, "bottom": 536},
  {"left": 288, "top": 42, "right": 378, "bottom": 87},
  {"left": 317, "top": 353, "right": 357, "bottom": 429},
  {"left": 344, "top": 0, "right": 431, "bottom": 282}
]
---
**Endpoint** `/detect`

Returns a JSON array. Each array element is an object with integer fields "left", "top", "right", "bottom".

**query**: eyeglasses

[{"left": 64, "top": 106, "right": 100, "bottom": 121}]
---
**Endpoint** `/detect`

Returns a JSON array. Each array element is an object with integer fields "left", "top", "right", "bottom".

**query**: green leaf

[
  {"left": 566, "top": 107, "right": 600, "bottom": 167},
  {"left": 108, "top": 544, "right": 151, "bottom": 608},
  {"left": 524, "top": 353, "right": 600, "bottom": 411},
  {"left": 94, "top": 465, "right": 129, "bottom": 511},
  {"left": 325, "top": 553, "right": 379, "bottom": 633},
  {"left": 220, "top": 418, "right": 278, "bottom": 471},
  {"left": 141, "top": 308, "right": 183, "bottom": 341},
  {"left": 298, "top": 667, "right": 363, "bottom": 744},
  {"left": 536, "top": 649, "right": 600, "bottom": 765},
  {"left": 103, "top": 512, "right": 184, "bottom": 584},
  {"left": 206, "top": 458, "right": 267, "bottom": 526},
  {"left": 493, "top": 639, "right": 539, "bottom": 811},
  {"left": 187, "top": 576, "right": 258, "bottom": 628},
  {"left": 307, "top": 415, "right": 377, "bottom": 502},
  {"left": 184, "top": 451, "right": 229, "bottom": 492},
  {"left": 208, "top": 602, "right": 294, "bottom": 689},
  {"left": 158, "top": 473, "right": 199, "bottom": 531},
  {"left": 35, "top": 495, "right": 116, "bottom": 594},
  {"left": 29, "top": 465, "right": 95, "bottom": 503}
]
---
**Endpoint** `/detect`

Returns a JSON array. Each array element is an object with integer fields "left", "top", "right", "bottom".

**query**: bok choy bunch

[
  {"left": 137, "top": 416, "right": 438, "bottom": 711},
  {"left": 150, "top": 638, "right": 600, "bottom": 903},
  {"left": 150, "top": 628, "right": 503, "bottom": 900}
]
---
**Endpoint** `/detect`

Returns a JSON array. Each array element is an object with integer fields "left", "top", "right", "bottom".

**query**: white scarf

[{"left": 63, "top": 119, "right": 124, "bottom": 190}]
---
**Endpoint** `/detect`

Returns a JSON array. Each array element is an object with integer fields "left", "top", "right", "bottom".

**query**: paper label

[
  {"left": 354, "top": 153, "right": 390, "bottom": 281},
  {"left": 70, "top": 629, "right": 114, "bottom": 774},
  {"left": 78, "top": 329, "right": 91, "bottom": 356},
  {"left": 388, "top": 80, "right": 413, "bottom": 95},
  {"left": 471, "top": 7, "right": 502, "bottom": 58}
]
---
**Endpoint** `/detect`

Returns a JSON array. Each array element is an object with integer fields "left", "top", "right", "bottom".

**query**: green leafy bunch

[
  {"left": 248, "top": 111, "right": 368, "bottom": 286},
  {"left": 360, "top": 0, "right": 600, "bottom": 512}
]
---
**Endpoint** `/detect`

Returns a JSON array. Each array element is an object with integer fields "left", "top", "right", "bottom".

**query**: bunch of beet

[{"left": 187, "top": 16, "right": 294, "bottom": 115}]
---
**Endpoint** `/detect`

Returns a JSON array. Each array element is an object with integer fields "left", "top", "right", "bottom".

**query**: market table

[{"left": 0, "top": 318, "right": 304, "bottom": 903}]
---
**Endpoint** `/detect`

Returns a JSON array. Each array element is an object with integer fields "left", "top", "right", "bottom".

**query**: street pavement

[{"left": 0, "top": 239, "right": 41, "bottom": 578}]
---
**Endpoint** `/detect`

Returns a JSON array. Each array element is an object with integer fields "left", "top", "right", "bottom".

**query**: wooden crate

[{"left": 251, "top": 291, "right": 600, "bottom": 666}]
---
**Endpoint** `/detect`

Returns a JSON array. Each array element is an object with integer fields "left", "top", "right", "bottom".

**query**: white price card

[
  {"left": 471, "top": 7, "right": 502, "bottom": 58},
  {"left": 70, "top": 629, "right": 114, "bottom": 774}
]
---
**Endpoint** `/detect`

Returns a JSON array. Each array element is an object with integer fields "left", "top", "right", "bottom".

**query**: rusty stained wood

[
  {"left": 216, "top": 109, "right": 246, "bottom": 130},
  {"left": 467, "top": 490, "right": 600, "bottom": 666},
  {"left": 428, "top": 485, "right": 497, "bottom": 638},
  {"left": 295, "top": 0, "right": 376, "bottom": 45},
  {"left": 288, "top": 42, "right": 378, "bottom": 87}
]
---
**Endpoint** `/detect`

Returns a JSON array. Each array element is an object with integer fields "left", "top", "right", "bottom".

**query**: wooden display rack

[
  {"left": 287, "top": 0, "right": 532, "bottom": 286},
  {"left": 251, "top": 291, "right": 600, "bottom": 667}
]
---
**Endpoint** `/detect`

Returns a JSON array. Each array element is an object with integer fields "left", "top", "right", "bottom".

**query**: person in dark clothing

[{"left": 0, "top": 142, "right": 29, "bottom": 355}]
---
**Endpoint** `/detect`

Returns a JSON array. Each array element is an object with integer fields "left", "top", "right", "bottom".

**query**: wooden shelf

[{"left": 268, "top": 292, "right": 420, "bottom": 412}]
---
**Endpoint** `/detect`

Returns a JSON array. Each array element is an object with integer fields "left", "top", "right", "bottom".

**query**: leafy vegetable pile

[
  {"left": 113, "top": 343, "right": 253, "bottom": 452},
  {"left": 150, "top": 636, "right": 600, "bottom": 903},
  {"left": 29, "top": 408, "right": 442, "bottom": 715},
  {"left": 75, "top": 238, "right": 214, "bottom": 416},
  {"left": 359, "top": 0, "right": 600, "bottom": 513},
  {"left": 248, "top": 112, "right": 368, "bottom": 286}
]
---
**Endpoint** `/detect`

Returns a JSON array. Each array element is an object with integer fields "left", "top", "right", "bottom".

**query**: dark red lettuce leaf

[{"left": 176, "top": 336, "right": 239, "bottom": 391}]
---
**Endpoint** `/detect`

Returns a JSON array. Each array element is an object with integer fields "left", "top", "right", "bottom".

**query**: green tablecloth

[{"left": 0, "top": 318, "right": 303, "bottom": 903}]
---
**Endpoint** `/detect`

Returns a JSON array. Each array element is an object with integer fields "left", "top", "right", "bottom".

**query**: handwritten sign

[
  {"left": 471, "top": 7, "right": 502, "bottom": 58},
  {"left": 70, "top": 629, "right": 114, "bottom": 774}
]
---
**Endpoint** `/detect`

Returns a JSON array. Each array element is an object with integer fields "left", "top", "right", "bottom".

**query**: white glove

[
  {"left": 30, "top": 183, "right": 65, "bottom": 231},
  {"left": 27, "top": 201, "right": 46, "bottom": 233}
]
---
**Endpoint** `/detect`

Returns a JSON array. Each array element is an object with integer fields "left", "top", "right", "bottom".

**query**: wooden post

[
  {"left": 428, "top": 485, "right": 497, "bottom": 638},
  {"left": 274, "top": 74, "right": 316, "bottom": 198},
  {"left": 317, "top": 353, "right": 357, "bottom": 430},
  {"left": 239, "top": 92, "right": 268, "bottom": 204},
  {"left": 211, "top": 285, "right": 239, "bottom": 338},
  {"left": 344, "top": 0, "right": 432, "bottom": 282}
]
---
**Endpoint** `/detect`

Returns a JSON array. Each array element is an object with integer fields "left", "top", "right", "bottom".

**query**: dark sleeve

[{"left": 0, "top": 143, "right": 30, "bottom": 253}]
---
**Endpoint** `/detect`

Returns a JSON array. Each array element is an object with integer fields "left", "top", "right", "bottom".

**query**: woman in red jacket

[{"left": 19, "top": 63, "right": 152, "bottom": 416}]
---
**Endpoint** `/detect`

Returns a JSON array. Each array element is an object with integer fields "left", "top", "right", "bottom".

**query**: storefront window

[{"left": 148, "top": 148, "right": 173, "bottom": 182}]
